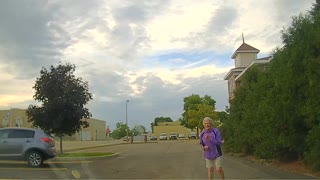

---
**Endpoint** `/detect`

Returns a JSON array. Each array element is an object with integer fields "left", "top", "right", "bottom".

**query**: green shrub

[{"left": 304, "top": 126, "right": 320, "bottom": 171}]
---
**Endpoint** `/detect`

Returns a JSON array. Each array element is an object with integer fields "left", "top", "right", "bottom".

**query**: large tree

[
  {"left": 181, "top": 94, "right": 218, "bottom": 129},
  {"left": 26, "top": 62, "right": 93, "bottom": 154},
  {"left": 112, "top": 122, "right": 130, "bottom": 139},
  {"left": 132, "top": 125, "right": 146, "bottom": 136},
  {"left": 224, "top": 0, "right": 320, "bottom": 171}
]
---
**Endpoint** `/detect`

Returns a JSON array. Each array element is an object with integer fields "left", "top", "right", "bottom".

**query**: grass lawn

[{"left": 57, "top": 152, "right": 114, "bottom": 157}]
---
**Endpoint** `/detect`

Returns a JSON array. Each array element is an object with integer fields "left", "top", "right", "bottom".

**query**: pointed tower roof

[{"left": 231, "top": 42, "right": 260, "bottom": 59}]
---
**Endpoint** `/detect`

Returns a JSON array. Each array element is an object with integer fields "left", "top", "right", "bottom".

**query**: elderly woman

[{"left": 200, "top": 117, "right": 225, "bottom": 180}]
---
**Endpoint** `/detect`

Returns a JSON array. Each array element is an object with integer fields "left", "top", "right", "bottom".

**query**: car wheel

[{"left": 26, "top": 151, "right": 44, "bottom": 167}]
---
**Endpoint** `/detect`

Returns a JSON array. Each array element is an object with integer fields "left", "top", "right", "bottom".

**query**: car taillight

[{"left": 41, "top": 137, "right": 54, "bottom": 144}]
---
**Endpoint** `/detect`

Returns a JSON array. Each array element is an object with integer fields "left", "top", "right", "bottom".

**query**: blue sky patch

[{"left": 144, "top": 50, "right": 234, "bottom": 69}]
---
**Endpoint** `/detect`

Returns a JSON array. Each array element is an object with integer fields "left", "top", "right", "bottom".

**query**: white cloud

[
  {"left": 146, "top": 0, "right": 215, "bottom": 50},
  {"left": 0, "top": 0, "right": 314, "bottom": 130}
]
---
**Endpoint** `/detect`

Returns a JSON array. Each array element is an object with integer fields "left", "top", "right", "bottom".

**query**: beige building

[
  {"left": 0, "top": 108, "right": 31, "bottom": 128},
  {"left": 0, "top": 108, "right": 106, "bottom": 141},
  {"left": 63, "top": 117, "right": 107, "bottom": 141},
  {"left": 224, "top": 41, "right": 271, "bottom": 100},
  {"left": 153, "top": 121, "right": 194, "bottom": 138}
]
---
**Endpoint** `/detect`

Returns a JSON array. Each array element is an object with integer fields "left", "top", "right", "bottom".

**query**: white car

[
  {"left": 188, "top": 132, "right": 197, "bottom": 139},
  {"left": 159, "top": 133, "right": 167, "bottom": 140},
  {"left": 178, "top": 133, "right": 185, "bottom": 139}
]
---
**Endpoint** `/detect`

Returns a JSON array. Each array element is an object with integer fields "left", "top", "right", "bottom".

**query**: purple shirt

[{"left": 200, "top": 128, "right": 222, "bottom": 160}]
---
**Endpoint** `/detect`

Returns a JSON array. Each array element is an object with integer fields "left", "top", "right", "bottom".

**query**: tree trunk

[{"left": 60, "top": 136, "right": 63, "bottom": 154}]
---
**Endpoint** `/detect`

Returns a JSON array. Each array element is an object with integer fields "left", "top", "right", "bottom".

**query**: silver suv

[{"left": 0, "top": 127, "right": 56, "bottom": 167}]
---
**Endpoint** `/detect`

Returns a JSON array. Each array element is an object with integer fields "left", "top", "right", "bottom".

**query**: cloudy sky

[{"left": 0, "top": 0, "right": 314, "bottom": 131}]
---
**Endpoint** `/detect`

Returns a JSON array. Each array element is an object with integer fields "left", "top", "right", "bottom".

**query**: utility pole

[{"left": 126, "top": 100, "right": 129, "bottom": 143}]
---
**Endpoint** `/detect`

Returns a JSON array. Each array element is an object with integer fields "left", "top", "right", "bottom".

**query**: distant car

[
  {"left": 188, "top": 132, "right": 197, "bottom": 139},
  {"left": 0, "top": 127, "right": 56, "bottom": 167},
  {"left": 150, "top": 135, "right": 157, "bottom": 141},
  {"left": 178, "top": 133, "right": 185, "bottom": 139},
  {"left": 123, "top": 136, "right": 130, "bottom": 141},
  {"left": 159, "top": 133, "right": 167, "bottom": 140},
  {"left": 169, "top": 132, "right": 177, "bottom": 140}
]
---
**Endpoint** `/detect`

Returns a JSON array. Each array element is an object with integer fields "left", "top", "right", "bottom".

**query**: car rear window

[
  {"left": 0, "top": 129, "right": 9, "bottom": 139},
  {"left": 8, "top": 129, "right": 35, "bottom": 138}
]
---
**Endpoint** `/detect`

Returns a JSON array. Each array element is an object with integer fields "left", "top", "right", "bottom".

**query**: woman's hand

[{"left": 203, "top": 145, "right": 209, "bottom": 151}]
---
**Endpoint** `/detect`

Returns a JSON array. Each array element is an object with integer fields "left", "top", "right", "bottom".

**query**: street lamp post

[{"left": 126, "top": 100, "right": 129, "bottom": 143}]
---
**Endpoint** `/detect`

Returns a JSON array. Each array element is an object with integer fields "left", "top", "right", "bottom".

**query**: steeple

[
  {"left": 242, "top": 33, "right": 244, "bottom": 43},
  {"left": 231, "top": 35, "right": 260, "bottom": 68},
  {"left": 231, "top": 41, "right": 260, "bottom": 59}
]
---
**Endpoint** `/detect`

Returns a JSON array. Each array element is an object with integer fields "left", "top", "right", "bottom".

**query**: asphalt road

[{"left": 0, "top": 140, "right": 317, "bottom": 179}]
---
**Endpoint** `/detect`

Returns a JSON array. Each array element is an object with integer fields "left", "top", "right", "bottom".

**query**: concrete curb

[
  {"left": 52, "top": 141, "right": 159, "bottom": 160},
  {"left": 62, "top": 144, "right": 120, "bottom": 152},
  {"left": 54, "top": 140, "right": 122, "bottom": 160},
  {"left": 60, "top": 141, "right": 158, "bottom": 153},
  {"left": 50, "top": 153, "right": 120, "bottom": 161}
]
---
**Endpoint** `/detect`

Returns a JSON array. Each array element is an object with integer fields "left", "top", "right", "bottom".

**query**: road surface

[{"left": 0, "top": 140, "right": 316, "bottom": 179}]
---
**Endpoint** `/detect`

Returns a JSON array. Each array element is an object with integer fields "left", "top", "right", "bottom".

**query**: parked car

[
  {"left": 169, "top": 132, "right": 177, "bottom": 140},
  {"left": 178, "top": 133, "right": 185, "bottom": 139},
  {"left": 122, "top": 136, "right": 131, "bottom": 141},
  {"left": 0, "top": 127, "right": 56, "bottom": 167},
  {"left": 150, "top": 135, "right": 157, "bottom": 141},
  {"left": 188, "top": 132, "right": 197, "bottom": 139},
  {"left": 159, "top": 133, "right": 167, "bottom": 140}
]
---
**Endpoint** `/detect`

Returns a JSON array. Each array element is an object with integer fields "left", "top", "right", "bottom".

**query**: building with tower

[{"left": 224, "top": 40, "right": 271, "bottom": 101}]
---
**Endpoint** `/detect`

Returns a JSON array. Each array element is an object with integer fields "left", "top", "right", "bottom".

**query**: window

[
  {"left": 8, "top": 129, "right": 35, "bottom": 138},
  {"left": 0, "top": 129, "right": 9, "bottom": 139}
]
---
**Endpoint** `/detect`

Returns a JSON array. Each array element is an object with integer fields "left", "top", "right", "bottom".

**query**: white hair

[{"left": 203, "top": 117, "right": 213, "bottom": 125}]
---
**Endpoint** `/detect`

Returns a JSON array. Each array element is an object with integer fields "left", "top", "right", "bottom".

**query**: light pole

[{"left": 126, "top": 100, "right": 129, "bottom": 143}]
